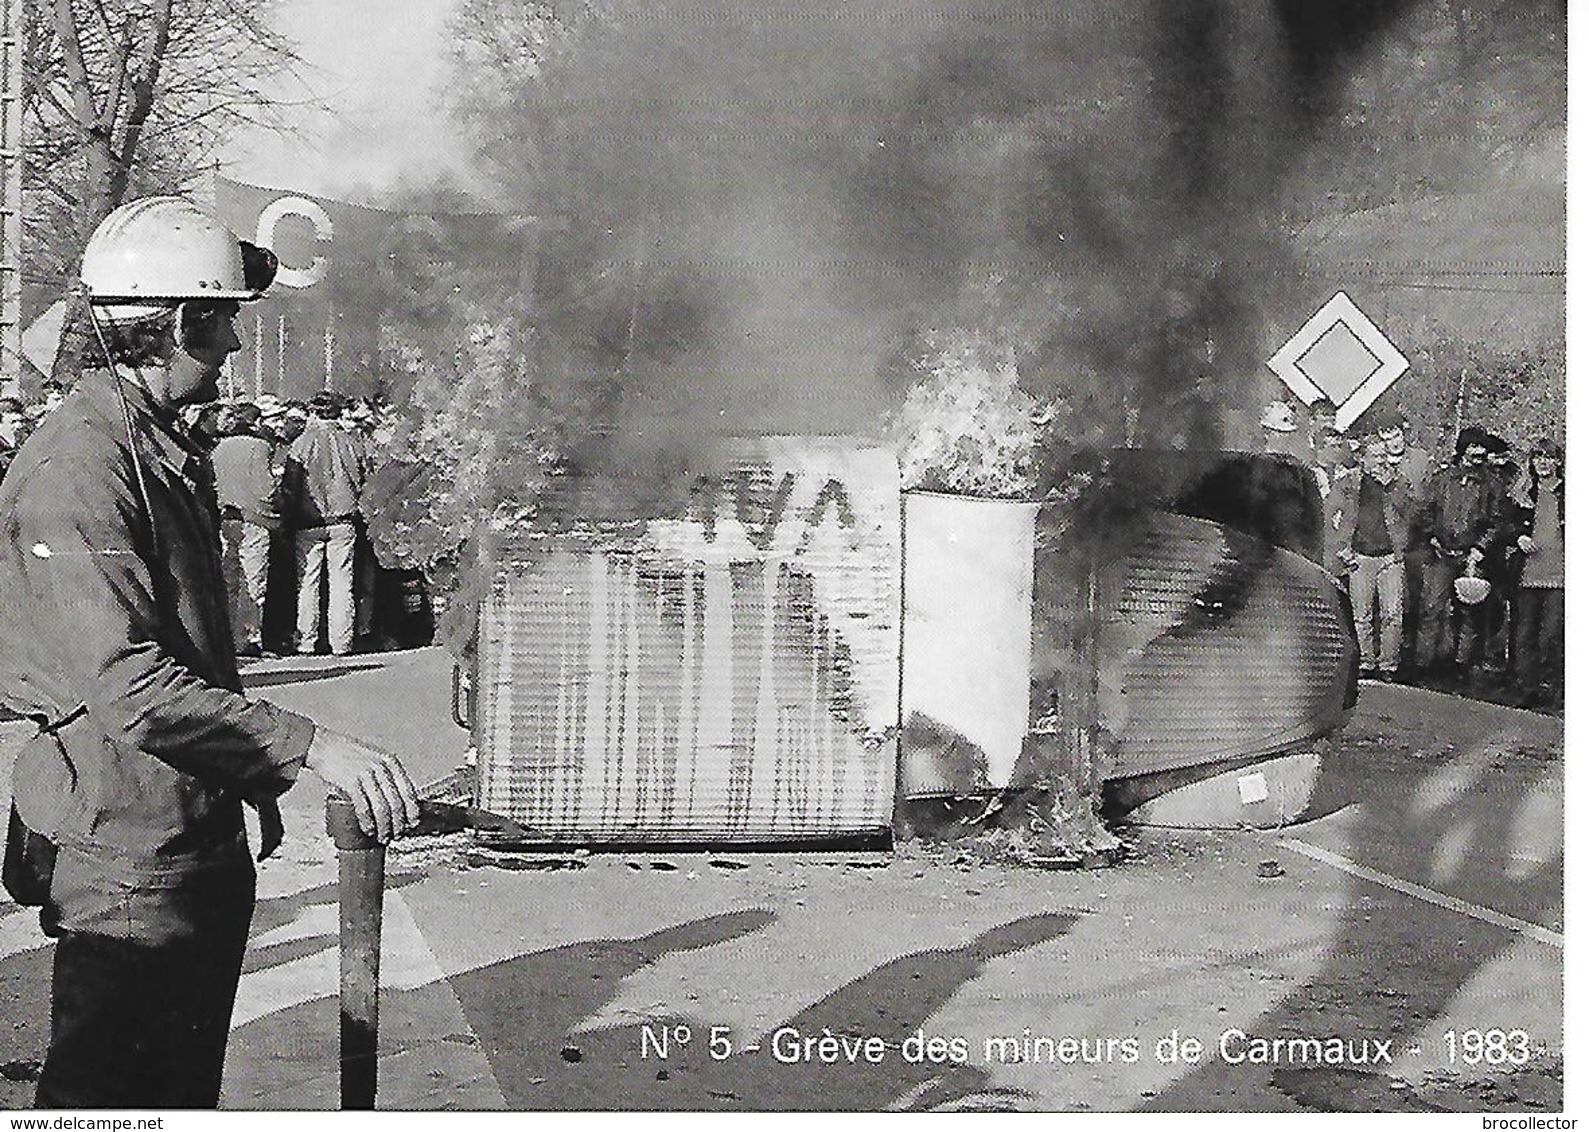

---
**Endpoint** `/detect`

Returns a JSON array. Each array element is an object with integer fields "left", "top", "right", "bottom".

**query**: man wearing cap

[
  {"left": 339, "top": 399, "right": 384, "bottom": 650},
  {"left": 0, "top": 197, "right": 419, "bottom": 1108}
]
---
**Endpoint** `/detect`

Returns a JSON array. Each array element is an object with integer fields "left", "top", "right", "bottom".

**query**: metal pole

[
  {"left": 1454, "top": 365, "right": 1468, "bottom": 440},
  {"left": 1, "top": 0, "right": 23, "bottom": 397},
  {"left": 326, "top": 793, "right": 384, "bottom": 1110}
]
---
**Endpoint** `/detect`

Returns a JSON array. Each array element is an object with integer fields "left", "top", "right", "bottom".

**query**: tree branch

[
  {"left": 50, "top": 0, "right": 100, "bottom": 139},
  {"left": 114, "top": 0, "right": 174, "bottom": 194}
]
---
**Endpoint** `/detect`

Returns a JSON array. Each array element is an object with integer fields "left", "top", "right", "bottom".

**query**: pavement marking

[
  {"left": 228, "top": 890, "right": 507, "bottom": 1108},
  {"left": 1280, "top": 838, "right": 1563, "bottom": 950},
  {"left": 0, "top": 909, "right": 50, "bottom": 961}
]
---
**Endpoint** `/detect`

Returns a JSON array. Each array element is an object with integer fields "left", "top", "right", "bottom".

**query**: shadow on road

[
  {"left": 225, "top": 908, "right": 778, "bottom": 1108},
  {"left": 0, "top": 939, "right": 51, "bottom": 1104},
  {"left": 224, "top": 908, "right": 1078, "bottom": 1110},
  {"left": 241, "top": 873, "right": 427, "bottom": 975},
  {"left": 598, "top": 910, "right": 1080, "bottom": 1111},
  {"left": 1139, "top": 698, "right": 1563, "bottom": 1112}
]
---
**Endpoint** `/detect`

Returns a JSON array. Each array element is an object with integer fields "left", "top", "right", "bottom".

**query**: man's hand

[
  {"left": 1466, "top": 547, "right": 1485, "bottom": 572},
  {"left": 1518, "top": 535, "right": 1537, "bottom": 554},
  {"left": 305, "top": 727, "right": 420, "bottom": 842}
]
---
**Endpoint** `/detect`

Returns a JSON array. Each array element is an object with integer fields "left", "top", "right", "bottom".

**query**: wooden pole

[{"left": 326, "top": 793, "right": 384, "bottom": 1110}]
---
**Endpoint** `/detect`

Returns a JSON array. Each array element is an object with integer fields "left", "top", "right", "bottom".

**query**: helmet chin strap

[{"left": 87, "top": 302, "right": 161, "bottom": 559}]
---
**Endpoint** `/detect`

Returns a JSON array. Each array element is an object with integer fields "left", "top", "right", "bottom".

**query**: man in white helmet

[{"left": 0, "top": 197, "right": 420, "bottom": 1108}]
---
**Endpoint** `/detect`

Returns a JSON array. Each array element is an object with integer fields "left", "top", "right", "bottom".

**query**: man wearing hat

[
  {"left": 1414, "top": 427, "right": 1505, "bottom": 680},
  {"left": 0, "top": 197, "right": 419, "bottom": 1107}
]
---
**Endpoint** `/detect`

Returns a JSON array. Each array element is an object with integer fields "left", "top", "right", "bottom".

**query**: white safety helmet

[
  {"left": 1453, "top": 572, "right": 1491, "bottom": 605},
  {"left": 81, "top": 196, "right": 277, "bottom": 324}
]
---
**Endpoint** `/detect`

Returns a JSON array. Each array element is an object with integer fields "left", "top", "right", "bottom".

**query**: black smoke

[{"left": 453, "top": 0, "right": 1502, "bottom": 473}]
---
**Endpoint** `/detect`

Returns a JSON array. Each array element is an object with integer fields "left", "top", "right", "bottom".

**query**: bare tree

[{"left": 22, "top": 0, "right": 304, "bottom": 377}]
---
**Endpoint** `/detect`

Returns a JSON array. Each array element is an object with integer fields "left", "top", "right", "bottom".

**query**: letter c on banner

[{"left": 256, "top": 196, "right": 334, "bottom": 289}]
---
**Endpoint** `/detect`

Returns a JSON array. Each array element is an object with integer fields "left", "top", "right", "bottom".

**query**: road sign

[{"left": 1267, "top": 292, "right": 1409, "bottom": 429}]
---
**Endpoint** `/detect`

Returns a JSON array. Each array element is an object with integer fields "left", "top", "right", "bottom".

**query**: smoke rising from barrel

[{"left": 463, "top": 0, "right": 1429, "bottom": 468}]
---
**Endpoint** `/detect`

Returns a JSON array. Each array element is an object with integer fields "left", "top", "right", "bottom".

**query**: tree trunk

[{"left": 48, "top": 0, "right": 173, "bottom": 382}]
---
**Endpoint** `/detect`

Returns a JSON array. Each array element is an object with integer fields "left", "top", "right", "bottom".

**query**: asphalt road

[{"left": 0, "top": 648, "right": 1564, "bottom": 1112}]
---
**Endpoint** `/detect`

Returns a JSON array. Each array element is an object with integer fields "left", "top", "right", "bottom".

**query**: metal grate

[
  {"left": 475, "top": 440, "right": 900, "bottom": 842},
  {"left": 1103, "top": 512, "right": 1353, "bottom": 778}
]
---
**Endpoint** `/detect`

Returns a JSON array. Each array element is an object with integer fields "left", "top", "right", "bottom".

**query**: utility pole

[{"left": 1, "top": 0, "right": 22, "bottom": 396}]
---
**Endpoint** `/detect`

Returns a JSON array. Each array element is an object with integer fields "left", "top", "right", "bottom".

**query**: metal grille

[
  {"left": 475, "top": 441, "right": 900, "bottom": 842},
  {"left": 1104, "top": 512, "right": 1353, "bottom": 779}
]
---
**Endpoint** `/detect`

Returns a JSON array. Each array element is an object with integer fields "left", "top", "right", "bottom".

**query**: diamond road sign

[{"left": 1267, "top": 292, "right": 1409, "bottom": 429}]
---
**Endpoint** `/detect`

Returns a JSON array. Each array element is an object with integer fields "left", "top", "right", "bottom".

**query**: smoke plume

[{"left": 462, "top": 0, "right": 1437, "bottom": 472}]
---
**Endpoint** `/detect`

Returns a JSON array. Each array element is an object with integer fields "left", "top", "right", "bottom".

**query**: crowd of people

[
  {"left": 3, "top": 382, "right": 427, "bottom": 660},
  {"left": 1260, "top": 396, "right": 1565, "bottom": 710}
]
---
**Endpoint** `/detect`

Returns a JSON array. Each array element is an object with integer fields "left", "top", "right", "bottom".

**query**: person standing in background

[
  {"left": 340, "top": 399, "right": 381, "bottom": 651},
  {"left": 1369, "top": 406, "right": 1433, "bottom": 673},
  {"left": 212, "top": 402, "right": 280, "bottom": 657},
  {"left": 290, "top": 392, "right": 366, "bottom": 655},
  {"left": 1312, "top": 427, "right": 1357, "bottom": 585},
  {"left": 1510, "top": 439, "right": 1564, "bottom": 706},
  {"left": 1479, "top": 433, "right": 1521, "bottom": 673},
  {"left": 1416, "top": 428, "right": 1504, "bottom": 680},
  {"left": 1336, "top": 434, "right": 1417, "bottom": 681},
  {"left": 260, "top": 401, "right": 307, "bottom": 653}
]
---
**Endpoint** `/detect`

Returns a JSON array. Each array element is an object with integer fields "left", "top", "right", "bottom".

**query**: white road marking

[
  {"left": 1281, "top": 839, "right": 1563, "bottom": 949},
  {"left": 228, "top": 890, "right": 507, "bottom": 1107}
]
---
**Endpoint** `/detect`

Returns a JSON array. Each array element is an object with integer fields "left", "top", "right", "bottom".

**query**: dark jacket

[
  {"left": 1508, "top": 469, "right": 1566, "bottom": 536},
  {"left": 1506, "top": 469, "right": 1565, "bottom": 589},
  {"left": 0, "top": 371, "right": 313, "bottom": 874},
  {"left": 1416, "top": 462, "right": 1504, "bottom": 559},
  {"left": 1334, "top": 468, "right": 1417, "bottom": 560}
]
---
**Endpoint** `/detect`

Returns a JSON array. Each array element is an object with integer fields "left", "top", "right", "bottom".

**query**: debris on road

[{"left": 0, "top": 1060, "right": 41, "bottom": 1083}]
